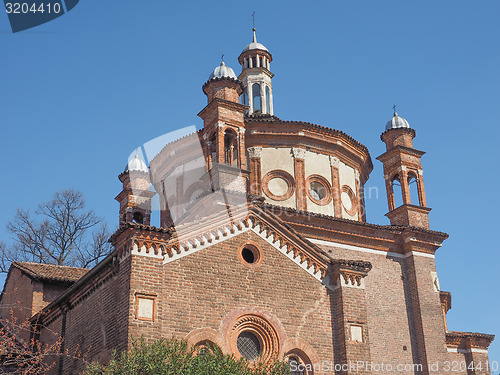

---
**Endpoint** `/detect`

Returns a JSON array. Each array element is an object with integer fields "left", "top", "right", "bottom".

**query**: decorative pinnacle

[{"left": 252, "top": 11, "right": 257, "bottom": 43}]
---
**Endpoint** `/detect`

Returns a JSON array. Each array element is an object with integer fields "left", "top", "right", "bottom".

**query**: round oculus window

[
  {"left": 238, "top": 243, "right": 262, "bottom": 267},
  {"left": 242, "top": 248, "right": 256, "bottom": 264},
  {"left": 341, "top": 191, "right": 352, "bottom": 211},
  {"left": 309, "top": 181, "right": 327, "bottom": 200},
  {"left": 267, "top": 177, "right": 289, "bottom": 197},
  {"left": 237, "top": 331, "right": 261, "bottom": 360}
]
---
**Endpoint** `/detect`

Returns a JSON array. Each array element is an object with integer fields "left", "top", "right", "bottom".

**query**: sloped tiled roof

[{"left": 12, "top": 261, "right": 89, "bottom": 284}]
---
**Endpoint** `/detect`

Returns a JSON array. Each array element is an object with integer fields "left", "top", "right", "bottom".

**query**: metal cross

[
  {"left": 252, "top": 11, "right": 255, "bottom": 29},
  {"left": 221, "top": 53, "right": 224, "bottom": 63},
  {"left": 393, "top": 104, "right": 397, "bottom": 114}
]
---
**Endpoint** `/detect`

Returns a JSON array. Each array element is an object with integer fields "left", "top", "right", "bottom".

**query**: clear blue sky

[{"left": 1, "top": 0, "right": 499, "bottom": 369}]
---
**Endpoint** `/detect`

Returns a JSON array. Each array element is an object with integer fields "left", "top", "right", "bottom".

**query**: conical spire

[{"left": 252, "top": 28, "right": 257, "bottom": 43}]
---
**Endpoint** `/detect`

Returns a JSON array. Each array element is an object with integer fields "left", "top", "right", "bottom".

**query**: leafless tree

[{"left": 0, "top": 189, "right": 112, "bottom": 273}]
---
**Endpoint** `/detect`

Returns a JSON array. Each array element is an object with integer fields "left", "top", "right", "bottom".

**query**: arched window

[
  {"left": 132, "top": 212, "right": 144, "bottom": 224},
  {"left": 408, "top": 172, "right": 420, "bottom": 206},
  {"left": 210, "top": 133, "right": 217, "bottom": 164},
  {"left": 391, "top": 174, "right": 403, "bottom": 208},
  {"left": 224, "top": 129, "right": 238, "bottom": 166},
  {"left": 265, "top": 86, "right": 270, "bottom": 114},
  {"left": 288, "top": 356, "right": 305, "bottom": 375},
  {"left": 252, "top": 83, "right": 261, "bottom": 113},
  {"left": 286, "top": 350, "right": 313, "bottom": 375}
]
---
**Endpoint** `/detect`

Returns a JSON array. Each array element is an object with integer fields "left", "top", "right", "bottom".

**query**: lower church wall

[
  {"left": 39, "top": 257, "right": 132, "bottom": 375},
  {"left": 128, "top": 230, "right": 336, "bottom": 374}
]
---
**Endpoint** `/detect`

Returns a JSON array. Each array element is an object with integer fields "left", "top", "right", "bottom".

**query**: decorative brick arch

[
  {"left": 281, "top": 337, "right": 320, "bottom": 369},
  {"left": 220, "top": 308, "right": 288, "bottom": 361},
  {"left": 184, "top": 327, "right": 227, "bottom": 353}
]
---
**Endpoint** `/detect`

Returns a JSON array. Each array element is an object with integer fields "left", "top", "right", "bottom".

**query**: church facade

[{"left": 7, "top": 29, "right": 493, "bottom": 374}]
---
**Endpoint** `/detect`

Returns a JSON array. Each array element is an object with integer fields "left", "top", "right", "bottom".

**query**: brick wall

[
  {"left": 0, "top": 268, "right": 35, "bottom": 343},
  {"left": 39, "top": 257, "right": 132, "bottom": 374},
  {"left": 126, "top": 230, "right": 335, "bottom": 373}
]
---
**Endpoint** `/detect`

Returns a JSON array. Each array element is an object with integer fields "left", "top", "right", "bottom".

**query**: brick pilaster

[
  {"left": 329, "top": 260, "right": 372, "bottom": 375},
  {"left": 292, "top": 148, "right": 307, "bottom": 211}
]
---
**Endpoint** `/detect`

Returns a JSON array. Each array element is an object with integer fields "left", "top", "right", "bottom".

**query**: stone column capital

[
  {"left": 291, "top": 147, "right": 306, "bottom": 159},
  {"left": 247, "top": 147, "right": 262, "bottom": 158}
]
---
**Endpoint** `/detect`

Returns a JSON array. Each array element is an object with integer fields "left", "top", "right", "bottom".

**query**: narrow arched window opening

[
  {"left": 132, "top": 212, "right": 144, "bottom": 224},
  {"left": 252, "top": 83, "right": 261, "bottom": 113},
  {"left": 209, "top": 133, "right": 217, "bottom": 164},
  {"left": 224, "top": 129, "right": 238, "bottom": 166},
  {"left": 392, "top": 174, "right": 403, "bottom": 208},
  {"left": 265, "top": 86, "right": 270, "bottom": 114},
  {"left": 408, "top": 172, "right": 420, "bottom": 206}
]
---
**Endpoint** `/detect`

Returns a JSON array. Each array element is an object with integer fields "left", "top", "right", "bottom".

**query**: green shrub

[{"left": 84, "top": 337, "right": 291, "bottom": 375}]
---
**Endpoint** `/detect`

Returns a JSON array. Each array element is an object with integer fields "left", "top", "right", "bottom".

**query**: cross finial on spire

[
  {"left": 393, "top": 104, "right": 397, "bottom": 115},
  {"left": 252, "top": 11, "right": 255, "bottom": 30},
  {"left": 221, "top": 53, "right": 224, "bottom": 63}
]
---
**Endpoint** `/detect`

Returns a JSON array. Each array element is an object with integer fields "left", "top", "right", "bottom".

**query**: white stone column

[
  {"left": 247, "top": 84, "right": 253, "bottom": 115},
  {"left": 260, "top": 84, "right": 267, "bottom": 114},
  {"left": 268, "top": 86, "right": 274, "bottom": 115}
]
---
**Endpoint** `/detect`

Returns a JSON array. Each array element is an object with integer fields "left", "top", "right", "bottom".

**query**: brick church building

[{"left": 1, "top": 29, "right": 494, "bottom": 374}]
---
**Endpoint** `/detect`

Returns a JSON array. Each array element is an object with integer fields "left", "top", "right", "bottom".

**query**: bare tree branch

[{"left": 2, "top": 189, "right": 112, "bottom": 273}]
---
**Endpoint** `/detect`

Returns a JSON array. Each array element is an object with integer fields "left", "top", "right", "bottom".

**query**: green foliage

[{"left": 84, "top": 337, "right": 291, "bottom": 375}]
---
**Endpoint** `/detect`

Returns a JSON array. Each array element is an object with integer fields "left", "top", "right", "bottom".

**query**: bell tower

[
  {"left": 238, "top": 28, "right": 274, "bottom": 116},
  {"left": 115, "top": 154, "right": 155, "bottom": 225},
  {"left": 198, "top": 59, "right": 249, "bottom": 193},
  {"left": 377, "top": 109, "right": 431, "bottom": 229}
]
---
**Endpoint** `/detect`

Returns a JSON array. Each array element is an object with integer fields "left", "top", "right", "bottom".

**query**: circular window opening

[
  {"left": 237, "top": 331, "right": 261, "bottom": 360},
  {"left": 238, "top": 243, "right": 262, "bottom": 267},
  {"left": 242, "top": 248, "right": 256, "bottom": 264},
  {"left": 268, "top": 177, "right": 289, "bottom": 197},
  {"left": 310, "top": 181, "right": 327, "bottom": 200},
  {"left": 341, "top": 191, "right": 352, "bottom": 211}
]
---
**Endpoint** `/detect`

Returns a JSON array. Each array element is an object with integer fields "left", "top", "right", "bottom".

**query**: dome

[
  {"left": 385, "top": 112, "right": 411, "bottom": 131},
  {"left": 125, "top": 154, "right": 148, "bottom": 173},
  {"left": 242, "top": 29, "right": 269, "bottom": 53},
  {"left": 208, "top": 61, "right": 237, "bottom": 80}
]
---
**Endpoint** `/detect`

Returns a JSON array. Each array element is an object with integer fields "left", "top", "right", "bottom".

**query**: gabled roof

[
  {"left": 148, "top": 203, "right": 333, "bottom": 280},
  {"left": 11, "top": 262, "right": 89, "bottom": 284}
]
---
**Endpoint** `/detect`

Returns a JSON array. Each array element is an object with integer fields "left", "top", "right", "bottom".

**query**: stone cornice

[
  {"left": 262, "top": 204, "right": 448, "bottom": 254},
  {"left": 376, "top": 144, "right": 426, "bottom": 163},
  {"left": 446, "top": 331, "right": 495, "bottom": 350},
  {"left": 198, "top": 98, "right": 248, "bottom": 120},
  {"left": 440, "top": 291, "right": 452, "bottom": 313},
  {"left": 328, "top": 259, "right": 372, "bottom": 289},
  {"left": 238, "top": 49, "right": 273, "bottom": 64},
  {"left": 201, "top": 77, "right": 244, "bottom": 96}
]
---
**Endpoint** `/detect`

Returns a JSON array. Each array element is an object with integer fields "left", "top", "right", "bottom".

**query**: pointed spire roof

[{"left": 242, "top": 28, "right": 269, "bottom": 53}]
